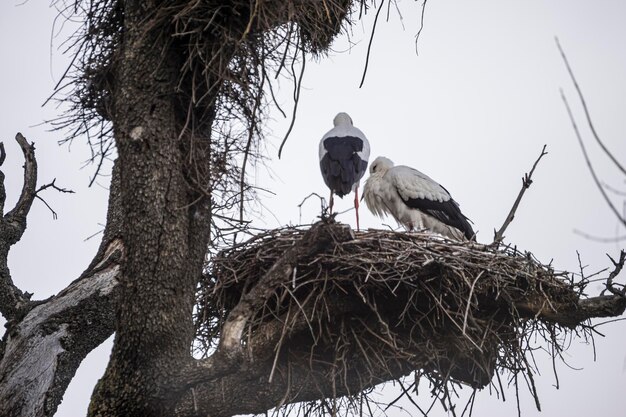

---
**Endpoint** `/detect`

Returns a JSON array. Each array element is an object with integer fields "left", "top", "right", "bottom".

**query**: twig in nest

[
  {"left": 297, "top": 192, "right": 327, "bottom": 224},
  {"left": 492, "top": 145, "right": 548, "bottom": 244}
]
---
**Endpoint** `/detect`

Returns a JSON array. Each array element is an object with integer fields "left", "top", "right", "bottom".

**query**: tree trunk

[{"left": 87, "top": 2, "right": 213, "bottom": 415}]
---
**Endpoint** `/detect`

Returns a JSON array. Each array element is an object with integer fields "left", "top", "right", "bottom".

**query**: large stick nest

[
  {"left": 53, "top": 0, "right": 370, "bottom": 246},
  {"left": 195, "top": 221, "right": 608, "bottom": 410},
  {"left": 52, "top": 0, "right": 365, "bottom": 168}
]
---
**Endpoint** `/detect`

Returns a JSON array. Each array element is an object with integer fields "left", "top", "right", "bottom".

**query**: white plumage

[
  {"left": 318, "top": 112, "right": 370, "bottom": 230},
  {"left": 363, "top": 156, "right": 475, "bottom": 240}
]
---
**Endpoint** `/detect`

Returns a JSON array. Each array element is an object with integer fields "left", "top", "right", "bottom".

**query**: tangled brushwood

[
  {"left": 196, "top": 221, "right": 626, "bottom": 415},
  {"left": 51, "top": 0, "right": 376, "bottom": 247}
]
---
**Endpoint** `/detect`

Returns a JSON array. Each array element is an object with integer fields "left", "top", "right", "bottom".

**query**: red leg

[{"left": 354, "top": 187, "right": 360, "bottom": 231}]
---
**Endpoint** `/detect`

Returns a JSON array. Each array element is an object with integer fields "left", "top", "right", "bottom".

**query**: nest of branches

[
  {"left": 51, "top": 0, "right": 373, "bottom": 246},
  {"left": 193, "top": 221, "right": 620, "bottom": 413}
]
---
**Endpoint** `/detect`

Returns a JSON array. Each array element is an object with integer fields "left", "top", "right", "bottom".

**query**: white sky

[{"left": 1, "top": 1, "right": 625, "bottom": 416}]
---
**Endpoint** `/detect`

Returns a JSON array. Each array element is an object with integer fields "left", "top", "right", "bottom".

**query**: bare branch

[
  {"left": 359, "top": 0, "right": 385, "bottom": 88},
  {"left": 492, "top": 145, "right": 548, "bottom": 244},
  {"left": 516, "top": 294, "right": 626, "bottom": 328},
  {"left": 603, "top": 250, "right": 626, "bottom": 296},
  {"left": 278, "top": 48, "right": 306, "bottom": 159},
  {"left": 4, "top": 133, "right": 37, "bottom": 229},
  {"left": 573, "top": 229, "right": 626, "bottom": 243},
  {"left": 560, "top": 89, "right": 626, "bottom": 227},
  {"left": 36, "top": 178, "right": 75, "bottom": 195},
  {"left": 556, "top": 37, "right": 626, "bottom": 177},
  {"left": 0, "top": 133, "right": 39, "bottom": 320},
  {"left": 34, "top": 178, "right": 76, "bottom": 219},
  {"left": 602, "top": 181, "right": 626, "bottom": 197},
  {"left": 414, "top": 0, "right": 428, "bottom": 54}
]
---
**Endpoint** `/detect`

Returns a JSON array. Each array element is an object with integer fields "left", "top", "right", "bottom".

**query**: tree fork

[{"left": 0, "top": 150, "right": 123, "bottom": 417}]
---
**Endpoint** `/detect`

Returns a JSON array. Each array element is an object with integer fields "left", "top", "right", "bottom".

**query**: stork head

[
  {"left": 369, "top": 156, "right": 394, "bottom": 175},
  {"left": 333, "top": 112, "right": 353, "bottom": 127}
]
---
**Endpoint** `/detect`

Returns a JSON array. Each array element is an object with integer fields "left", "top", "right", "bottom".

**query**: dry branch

[
  {"left": 0, "top": 133, "right": 38, "bottom": 321},
  {"left": 556, "top": 38, "right": 626, "bottom": 177},
  {"left": 4, "top": 133, "right": 37, "bottom": 229},
  {"left": 493, "top": 145, "right": 548, "bottom": 244},
  {"left": 560, "top": 91, "right": 626, "bottom": 228},
  {"left": 557, "top": 39, "right": 626, "bottom": 228},
  {"left": 0, "top": 142, "right": 124, "bottom": 417}
]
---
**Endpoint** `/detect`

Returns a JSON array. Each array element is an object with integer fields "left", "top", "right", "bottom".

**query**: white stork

[
  {"left": 319, "top": 112, "right": 370, "bottom": 230},
  {"left": 363, "top": 156, "right": 475, "bottom": 240}
]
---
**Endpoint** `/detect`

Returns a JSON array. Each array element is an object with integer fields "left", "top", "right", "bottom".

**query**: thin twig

[
  {"left": 462, "top": 271, "right": 484, "bottom": 335},
  {"left": 573, "top": 229, "right": 626, "bottom": 243},
  {"left": 492, "top": 145, "right": 548, "bottom": 244},
  {"left": 359, "top": 0, "right": 385, "bottom": 88},
  {"left": 36, "top": 178, "right": 75, "bottom": 195},
  {"left": 34, "top": 178, "right": 75, "bottom": 219},
  {"left": 556, "top": 37, "right": 626, "bottom": 176},
  {"left": 414, "top": 0, "right": 428, "bottom": 55},
  {"left": 35, "top": 195, "right": 59, "bottom": 220},
  {"left": 297, "top": 192, "right": 327, "bottom": 224},
  {"left": 602, "top": 181, "right": 626, "bottom": 197},
  {"left": 278, "top": 47, "right": 306, "bottom": 159},
  {"left": 561, "top": 90, "right": 626, "bottom": 227}
]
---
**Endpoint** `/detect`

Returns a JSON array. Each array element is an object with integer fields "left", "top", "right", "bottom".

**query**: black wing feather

[
  {"left": 401, "top": 194, "right": 475, "bottom": 240},
  {"left": 320, "top": 136, "right": 367, "bottom": 197}
]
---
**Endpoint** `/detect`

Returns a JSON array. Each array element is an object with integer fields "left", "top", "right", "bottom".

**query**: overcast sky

[{"left": 1, "top": 1, "right": 625, "bottom": 416}]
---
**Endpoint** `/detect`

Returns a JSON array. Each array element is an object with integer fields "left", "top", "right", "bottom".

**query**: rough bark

[
  {"left": 0, "top": 160, "right": 123, "bottom": 417},
  {"left": 86, "top": 2, "right": 214, "bottom": 415},
  {"left": 0, "top": 259, "right": 119, "bottom": 417},
  {"left": 0, "top": 134, "right": 37, "bottom": 322},
  {"left": 517, "top": 294, "right": 626, "bottom": 328},
  {"left": 0, "top": 156, "right": 622, "bottom": 417},
  {"left": 1, "top": 2, "right": 625, "bottom": 417}
]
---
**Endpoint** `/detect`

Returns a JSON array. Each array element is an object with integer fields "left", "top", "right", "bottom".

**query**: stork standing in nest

[
  {"left": 319, "top": 112, "right": 370, "bottom": 231},
  {"left": 363, "top": 156, "right": 475, "bottom": 241}
]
